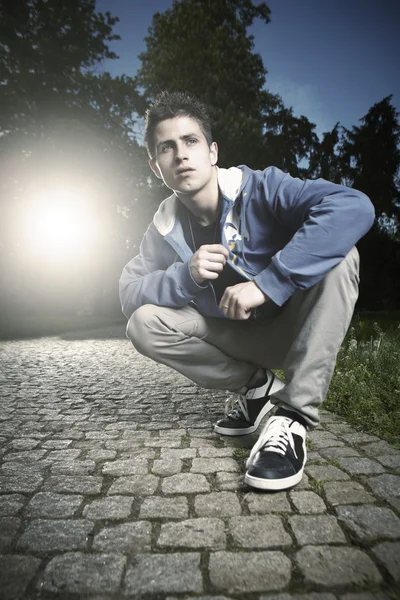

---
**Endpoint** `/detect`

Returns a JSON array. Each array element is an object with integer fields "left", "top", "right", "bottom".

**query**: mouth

[{"left": 176, "top": 167, "right": 194, "bottom": 176}]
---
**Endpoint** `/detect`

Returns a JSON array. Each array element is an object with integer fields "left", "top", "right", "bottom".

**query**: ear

[
  {"left": 210, "top": 142, "right": 218, "bottom": 166},
  {"left": 149, "top": 158, "right": 162, "bottom": 179}
]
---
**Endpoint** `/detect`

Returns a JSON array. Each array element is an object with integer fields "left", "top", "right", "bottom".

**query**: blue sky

[{"left": 96, "top": 0, "right": 399, "bottom": 138}]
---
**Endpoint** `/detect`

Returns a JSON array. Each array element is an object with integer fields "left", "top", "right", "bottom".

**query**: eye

[
  {"left": 161, "top": 143, "right": 172, "bottom": 153},
  {"left": 187, "top": 138, "right": 197, "bottom": 145}
]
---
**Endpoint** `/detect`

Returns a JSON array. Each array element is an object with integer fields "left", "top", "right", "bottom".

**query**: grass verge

[{"left": 325, "top": 319, "right": 400, "bottom": 443}]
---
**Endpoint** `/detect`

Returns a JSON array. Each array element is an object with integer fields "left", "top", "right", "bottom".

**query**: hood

[{"left": 153, "top": 166, "right": 244, "bottom": 236}]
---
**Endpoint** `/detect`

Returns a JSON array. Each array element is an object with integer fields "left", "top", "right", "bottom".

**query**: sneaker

[
  {"left": 214, "top": 370, "right": 285, "bottom": 436},
  {"left": 244, "top": 410, "right": 307, "bottom": 491}
]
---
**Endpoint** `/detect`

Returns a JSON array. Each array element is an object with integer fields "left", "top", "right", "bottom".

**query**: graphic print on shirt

[{"left": 223, "top": 200, "right": 250, "bottom": 279}]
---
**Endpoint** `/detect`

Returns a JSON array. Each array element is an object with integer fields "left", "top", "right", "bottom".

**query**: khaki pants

[{"left": 127, "top": 247, "right": 359, "bottom": 428}]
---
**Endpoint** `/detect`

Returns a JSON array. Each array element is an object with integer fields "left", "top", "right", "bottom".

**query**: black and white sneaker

[
  {"left": 214, "top": 370, "right": 285, "bottom": 436},
  {"left": 244, "top": 409, "right": 307, "bottom": 491}
]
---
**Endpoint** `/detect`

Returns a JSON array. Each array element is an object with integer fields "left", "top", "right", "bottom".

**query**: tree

[
  {"left": 261, "top": 102, "right": 319, "bottom": 177},
  {"left": 308, "top": 123, "right": 342, "bottom": 183},
  {"left": 137, "top": 0, "right": 318, "bottom": 171},
  {"left": 338, "top": 97, "right": 400, "bottom": 310},
  {"left": 340, "top": 96, "right": 400, "bottom": 218}
]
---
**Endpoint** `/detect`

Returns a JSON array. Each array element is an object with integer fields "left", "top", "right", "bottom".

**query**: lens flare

[{"left": 21, "top": 187, "right": 100, "bottom": 263}]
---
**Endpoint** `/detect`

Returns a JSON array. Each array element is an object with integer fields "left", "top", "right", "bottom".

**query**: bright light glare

[{"left": 22, "top": 187, "right": 100, "bottom": 263}]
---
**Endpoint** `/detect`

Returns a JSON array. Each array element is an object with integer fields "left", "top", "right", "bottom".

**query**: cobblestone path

[{"left": 0, "top": 325, "right": 399, "bottom": 600}]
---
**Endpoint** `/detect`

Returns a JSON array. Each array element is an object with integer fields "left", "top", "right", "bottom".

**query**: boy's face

[{"left": 149, "top": 116, "right": 218, "bottom": 197}]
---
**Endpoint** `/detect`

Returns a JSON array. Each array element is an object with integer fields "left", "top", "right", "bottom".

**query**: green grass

[{"left": 325, "top": 317, "right": 400, "bottom": 443}]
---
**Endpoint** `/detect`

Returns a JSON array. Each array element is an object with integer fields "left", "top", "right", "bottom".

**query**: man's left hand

[{"left": 219, "top": 281, "right": 269, "bottom": 320}]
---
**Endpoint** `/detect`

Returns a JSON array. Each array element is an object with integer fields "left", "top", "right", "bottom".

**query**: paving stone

[
  {"left": 339, "top": 593, "right": 389, "bottom": 600},
  {"left": 325, "top": 423, "right": 357, "bottom": 434},
  {"left": 294, "top": 472, "right": 312, "bottom": 490},
  {"left": 290, "top": 490, "right": 327, "bottom": 513},
  {"left": 50, "top": 460, "right": 96, "bottom": 475},
  {"left": 262, "top": 594, "right": 336, "bottom": 600},
  {"left": 83, "top": 496, "right": 133, "bottom": 520},
  {"left": 0, "top": 554, "right": 41, "bottom": 600},
  {"left": 166, "top": 597, "right": 231, "bottom": 600},
  {"left": 162, "top": 473, "right": 210, "bottom": 494},
  {"left": 17, "top": 519, "right": 94, "bottom": 552},
  {"left": 140, "top": 496, "right": 189, "bottom": 519},
  {"left": 319, "top": 446, "right": 362, "bottom": 459},
  {"left": 209, "top": 550, "right": 291, "bottom": 593},
  {"left": 215, "top": 472, "right": 242, "bottom": 491},
  {"left": 296, "top": 545, "right": 382, "bottom": 586},
  {"left": 160, "top": 448, "right": 197, "bottom": 459},
  {"left": 190, "top": 437, "right": 218, "bottom": 448},
  {"left": 375, "top": 454, "right": 400, "bottom": 470},
  {"left": 307, "top": 451, "right": 326, "bottom": 462},
  {"left": 3, "top": 450, "right": 47, "bottom": 462},
  {"left": 41, "top": 552, "right": 126, "bottom": 594},
  {"left": 245, "top": 491, "right": 292, "bottom": 513},
  {"left": 366, "top": 473, "right": 400, "bottom": 500},
  {"left": 120, "top": 448, "right": 157, "bottom": 460},
  {"left": 46, "top": 449, "right": 82, "bottom": 461},
  {"left": 0, "top": 473, "right": 43, "bottom": 493},
  {"left": 336, "top": 505, "right": 400, "bottom": 540},
  {"left": 144, "top": 438, "right": 182, "bottom": 448},
  {"left": 361, "top": 441, "right": 400, "bottom": 457},
  {"left": 372, "top": 541, "right": 400, "bottom": 581},
  {"left": 86, "top": 449, "right": 117, "bottom": 461},
  {"left": 336, "top": 457, "right": 386, "bottom": 475},
  {"left": 152, "top": 457, "right": 183, "bottom": 476},
  {"left": 0, "top": 494, "right": 25, "bottom": 516},
  {"left": 106, "top": 439, "right": 144, "bottom": 450},
  {"left": 341, "top": 432, "right": 380, "bottom": 444},
  {"left": 289, "top": 514, "right": 346, "bottom": 544},
  {"left": 306, "top": 464, "right": 350, "bottom": 481},
  {"left": 311, "top": 438, "right": 345, "bottom": 449},
  {"left": 323, "top": 481, "right": 376, "bottom": 506},
  {"left": 158, "top": 517, "right": 226, "bottom": 549},
  {"left": 191, "top": 457, "right": 239, "bottom": 473},
  {"left": 92, "top": 521, "right": 151, "bottom": 552},
  {"left": 43, "top": 475, "right": 103, "bottom": 494},
  {"left": 42, "top": 439, "right": 73, "bottom": 449},
  {"left": 124, "top": 553, "right": 203, "bottom": 595},
  {"left": 102, "top": 458, "right": 148, "bottom": 476},
  {"left": 194, "top": 492, "right": 241, "bottom": 517},
  {"left": 26, "top": 493, "right": 83, "bottom": 518},
  {"left": 107, "top": 474, "right": 159, "bottom": 496},
  {"left": 386, "top": 496, "right": 400, "bottom": 512},
  {"left": 11, "top": 438, "right": 40, "bottom": 450},
  {"left": 229, "top": 515, "right": 291, "bottom": 548},
  {"left": 1, "top": 461, "right": 49, "bottom": 475},
  {"left": 198, "top": 447, "right": 235, "bottom": 458},
  {"left": 0, "top": 517, "right": 21, "bottom": 551}
]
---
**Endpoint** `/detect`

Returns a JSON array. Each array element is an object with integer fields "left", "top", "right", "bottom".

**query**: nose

[{"left": 175, "top": 142, "right": 189, "bottom": 163}]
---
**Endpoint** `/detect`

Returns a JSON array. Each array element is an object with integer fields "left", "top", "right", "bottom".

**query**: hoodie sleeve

[
  {"left": 253, "top": 167, "right": 375, "bottom": 306},
  {"left": 119, "top": 223, "right": 207, "bottom": 319}
]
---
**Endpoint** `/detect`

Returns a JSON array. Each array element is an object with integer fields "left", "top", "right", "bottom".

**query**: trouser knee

[{"left": 126, "top": 304, "right": 159, "bottom": 359}]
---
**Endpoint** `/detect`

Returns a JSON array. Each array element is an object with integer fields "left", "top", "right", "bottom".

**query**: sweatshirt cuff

[
  {"left": 254, "top": 260, "right": 297, "bottom": 307},
  {"left": 179, "top": 260, "right": 208, "bottom": 297}
]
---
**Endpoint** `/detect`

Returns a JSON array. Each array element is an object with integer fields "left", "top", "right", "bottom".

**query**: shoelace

[
  {"left": 246, "top": 416, "right": 296, "bottom": 468},
  {"left": 224, "top": 393, "right": 250, "bottom": 422}
]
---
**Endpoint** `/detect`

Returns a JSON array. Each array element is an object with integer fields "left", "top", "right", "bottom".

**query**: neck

[{"left": 176, "top": 166, "right": 219, "bottom": 226}]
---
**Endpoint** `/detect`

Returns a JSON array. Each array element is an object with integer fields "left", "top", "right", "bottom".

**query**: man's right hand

[{"left": 189, "top": 244, "right": 229, "bottom": 284}]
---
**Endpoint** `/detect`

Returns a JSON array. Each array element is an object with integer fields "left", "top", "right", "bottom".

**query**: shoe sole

[
  {"left": 244, "top": 467, "right": 304, "bottom": 491},
  {"left": 214, "top": 399, "right": 275, "bottom": 436}
]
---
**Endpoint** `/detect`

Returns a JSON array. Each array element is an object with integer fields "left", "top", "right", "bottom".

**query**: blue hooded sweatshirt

[{"left": 119, "top": 165, "right": 375, "bottom": 321}]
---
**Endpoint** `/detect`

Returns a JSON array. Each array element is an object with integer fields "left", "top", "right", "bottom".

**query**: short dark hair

[{"left": 144, "top": 91, "right": 213, "bottom": 159}]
